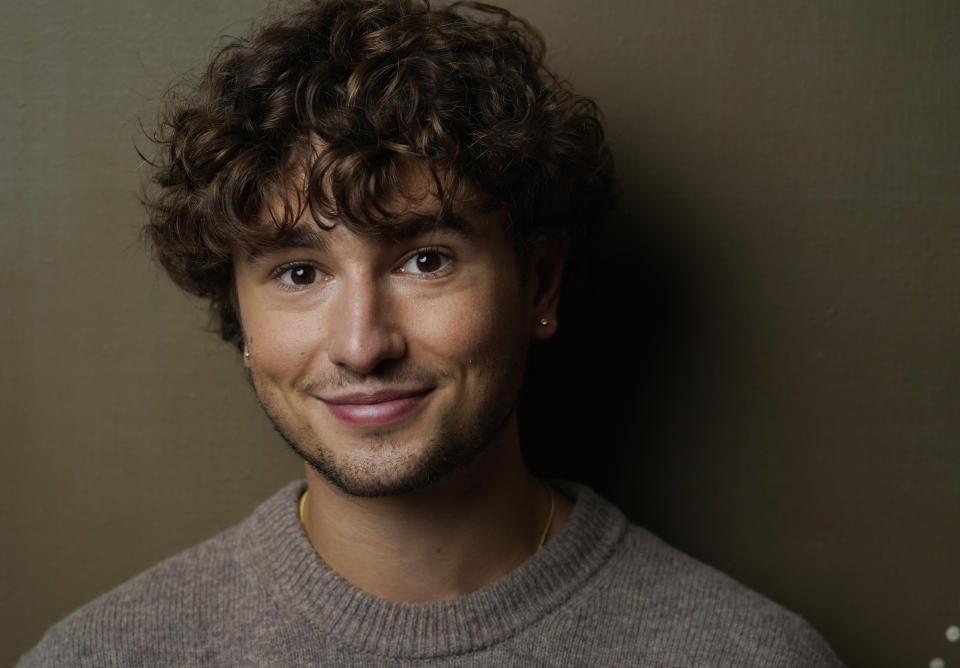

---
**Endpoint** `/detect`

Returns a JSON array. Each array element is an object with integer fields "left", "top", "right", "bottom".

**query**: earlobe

[{"left": 533, "top": 315, "right": 558, "bottom": 340}]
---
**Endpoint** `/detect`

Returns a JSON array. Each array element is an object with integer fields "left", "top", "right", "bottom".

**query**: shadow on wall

[{"left": 519, "top": 171, "right": 711, "bottom": 526}]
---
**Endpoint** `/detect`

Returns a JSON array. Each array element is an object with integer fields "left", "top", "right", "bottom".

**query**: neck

[{"left": 300, "top": 428, "right": 566, "bottom": 602}]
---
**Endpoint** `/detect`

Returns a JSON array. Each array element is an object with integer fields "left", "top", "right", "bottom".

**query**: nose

[{"left": 326, "top": 275, "right": 406, "bottom": 375}]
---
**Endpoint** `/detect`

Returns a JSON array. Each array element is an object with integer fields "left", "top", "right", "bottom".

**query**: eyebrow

[
  {"left": 384, "top": 212, "right": 475, "bottom": 242},
  {"left": 250, "top": 212, "right": 477, "bottom": 256}
]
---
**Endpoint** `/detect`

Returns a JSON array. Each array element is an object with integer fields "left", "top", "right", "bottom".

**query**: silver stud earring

[
  {"left": 244, "top": 348, "right": 250, "bottom": 358},
  {"left": 539, "top": 318, "right": 549, "bottom": 326}
]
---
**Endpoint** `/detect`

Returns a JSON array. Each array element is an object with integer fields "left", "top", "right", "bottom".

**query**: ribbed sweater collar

[{"left": 242, "top": 480, "right": 627, "bottom": 659}]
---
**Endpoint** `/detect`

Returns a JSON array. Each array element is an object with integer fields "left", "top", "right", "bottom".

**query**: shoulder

[
  {"left": 550, "top": 484, "right": 844, "bottom": 666},
  {"left": 18, "top": 524, "right": 246, "bottom": 667},
  {"left": 17, "top": 482, "right": 303, "bottom": 668}
]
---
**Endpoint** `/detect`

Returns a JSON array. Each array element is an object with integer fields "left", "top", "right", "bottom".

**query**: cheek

[
  {"left": 412, "top": 282, "right": 526, "bottom": 369},
  {"left": 243, "top": 306, "right": 320, "bottom": 380}
]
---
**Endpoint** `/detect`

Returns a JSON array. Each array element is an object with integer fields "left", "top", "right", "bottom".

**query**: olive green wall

[{"left": 2, "top": 1, "right": 958, "bottom": 666}]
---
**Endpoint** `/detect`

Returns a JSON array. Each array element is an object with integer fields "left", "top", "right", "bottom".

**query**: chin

[
  {"left": 269, "top": 413, "right": 514, "bottom": 499},
  {"left": 307, "top": 441, "right": 464, "bottom": 498}
]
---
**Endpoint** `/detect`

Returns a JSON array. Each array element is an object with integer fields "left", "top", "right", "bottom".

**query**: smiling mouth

[{"left": 319, "top": 389, "right": 432, "bottom": 425}]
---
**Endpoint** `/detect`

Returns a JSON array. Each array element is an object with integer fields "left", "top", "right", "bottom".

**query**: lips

[{"left": 319, "top": 389, "right": 432, "bottom": 425}]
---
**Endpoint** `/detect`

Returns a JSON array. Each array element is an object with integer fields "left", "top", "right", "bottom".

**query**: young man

[{"left": 21, "top": 1, "right": 842, "bottom": 665}]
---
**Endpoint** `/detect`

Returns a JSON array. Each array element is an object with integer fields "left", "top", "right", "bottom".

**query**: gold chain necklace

[
  {"left": 535, "top": 481, "right": 555, "bottom": 552},
  {"left": 298, "top": 482, "right": 555, "bottom": 553}
]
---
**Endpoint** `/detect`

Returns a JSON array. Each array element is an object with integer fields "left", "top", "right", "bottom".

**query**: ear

[{"left": 526, "top": 239, "right": 567, "bottom": 341}]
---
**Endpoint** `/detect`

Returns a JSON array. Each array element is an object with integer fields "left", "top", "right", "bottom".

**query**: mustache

[{"left": 294, "top": 362, "right": 450, "bottom": 395}]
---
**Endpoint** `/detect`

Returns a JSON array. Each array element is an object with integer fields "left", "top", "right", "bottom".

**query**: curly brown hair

[{"left": 143, "top": 0, "right": 614, "bottom": 349}]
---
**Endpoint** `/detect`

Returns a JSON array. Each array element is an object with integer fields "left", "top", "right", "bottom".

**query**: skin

[{"left": 233, "top": 176, "right": 572, "bottom": 601}]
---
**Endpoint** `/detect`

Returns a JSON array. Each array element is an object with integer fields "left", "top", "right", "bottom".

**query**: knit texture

[{"left": 19, "top": 482, "right": 843, "bottom": 666}]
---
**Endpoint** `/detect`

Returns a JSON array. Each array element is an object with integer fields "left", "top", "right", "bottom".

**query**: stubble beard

[{"left": 248, "top": 358, "right": 524, "bottom": 498}]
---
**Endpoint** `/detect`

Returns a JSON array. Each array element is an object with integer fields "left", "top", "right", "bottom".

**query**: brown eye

[
  {"left": 279, "top": 264, "right": 319, "bottom": 288},
  {"left": 291, "top": 266, "right": 316, "bottom": 284},
  {"left": 397, "top": 249, "right": 452, "bottom": 276},
  {"left": 415, "top": 252, "right": 443, "bottom": 273}
]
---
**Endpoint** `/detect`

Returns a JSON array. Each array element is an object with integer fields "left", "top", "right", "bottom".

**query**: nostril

[{"left": 327, "top": 324, "right": 405, "bottom": 375}]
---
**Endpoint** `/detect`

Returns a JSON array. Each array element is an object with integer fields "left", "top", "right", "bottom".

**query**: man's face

[{"left": 233, "top": 179, "right": 560, "bottom": 497}]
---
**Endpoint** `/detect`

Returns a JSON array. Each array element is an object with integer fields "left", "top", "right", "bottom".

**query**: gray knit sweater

[{"left": 19, "top": 482, "right": 843, "bottom": 666}]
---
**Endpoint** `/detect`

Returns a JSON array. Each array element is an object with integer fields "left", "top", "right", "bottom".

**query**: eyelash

[
  {"left": 396, "top": 247, "right": 454, "bottom": 278},
  {"left": 271, "top": 262, "right": 327, "bottom": 291}
]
